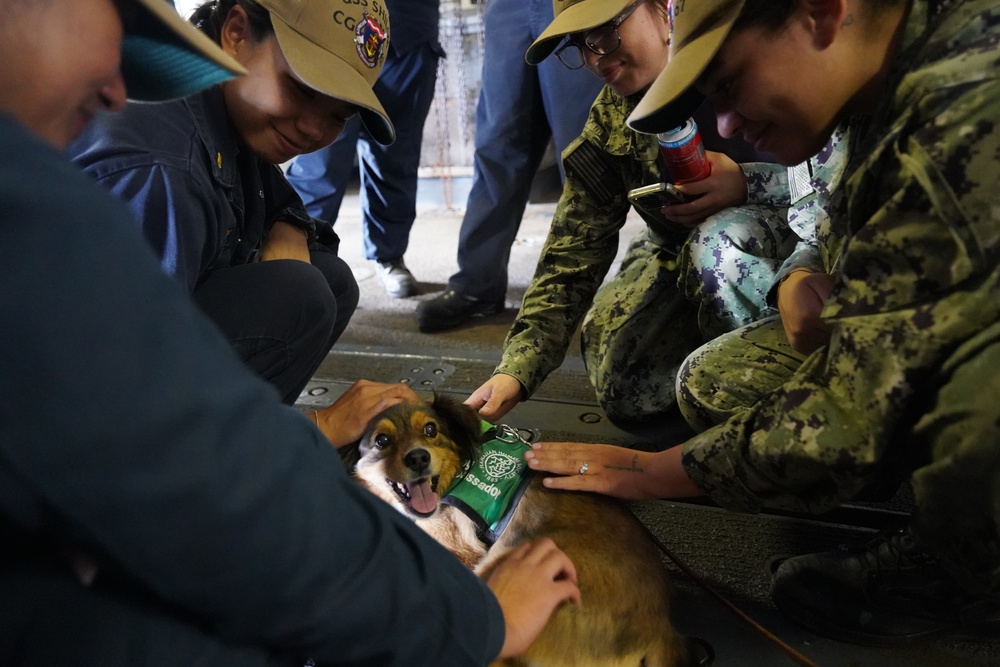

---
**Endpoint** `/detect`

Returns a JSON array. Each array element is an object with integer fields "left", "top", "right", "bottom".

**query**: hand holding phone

[
  {"left": 627, "top": 183, "right": 690, "bottom": 230},
  {"left": 628, "top": 182, "right": 690, "bottom": 209}
]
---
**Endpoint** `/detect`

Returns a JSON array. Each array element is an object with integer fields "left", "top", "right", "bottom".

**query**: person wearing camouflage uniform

[
  {"left": 464, "top": 0, "right": 795, "bottom": 429},
  {"left": 663, "top": 0, "right": 1000, "bottom": 605},
  {"left": 493, "top": 85, "right": 794, "bottom": 426},
  {"left": 528, "top": 0, "right": 1000, "bottom": 646}
]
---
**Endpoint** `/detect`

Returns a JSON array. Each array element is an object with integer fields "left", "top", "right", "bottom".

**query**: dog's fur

[{"left": 353, "top": 394, "right": 694, "bottom": 667}]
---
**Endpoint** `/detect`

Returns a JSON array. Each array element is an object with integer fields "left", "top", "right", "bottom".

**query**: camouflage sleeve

[
  {"left": 680, "top": 75, "right": 1000, "bottom": 514},
  {"left": 765, "top": 180, "right": 825, "bottom": 303},
  {"left": 495, "top": 135, "right": 632, "bottom": 395},
  {"left": 740, "top": 161, "right": 789, "bottom": 208},
  {"left": 766, "top": 126, "right": 851, "bottom": 301},
  {"left": 765, "top": 241, "right": 825, "bottom": 306}
]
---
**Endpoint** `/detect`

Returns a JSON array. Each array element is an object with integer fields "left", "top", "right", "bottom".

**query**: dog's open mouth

[{"left": 387, "top": 476, "right": 440, "bottom": 516}]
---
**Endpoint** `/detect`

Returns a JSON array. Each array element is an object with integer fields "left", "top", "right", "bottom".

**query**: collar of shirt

[{"left": 182, "top": 86, "right": 241, "bottom": 194}]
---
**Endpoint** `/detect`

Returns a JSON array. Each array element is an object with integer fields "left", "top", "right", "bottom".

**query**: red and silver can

[{"left": 657, "top": 119, "right": 712, "bottom": 184}]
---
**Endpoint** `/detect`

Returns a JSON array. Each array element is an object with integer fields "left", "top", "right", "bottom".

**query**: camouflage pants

[
  {"left": 678, "top": 317, "right": 1000, "bottom": 596},
  {"left": 581, "top": 205, "right": 796, "bottom": 424},
  {"left": 677, "top": 315, "right": 806, "bottom": 432}
]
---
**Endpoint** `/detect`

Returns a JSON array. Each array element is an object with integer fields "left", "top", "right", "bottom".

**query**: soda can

[{"left": 657, "top": 119, "right": 712, "bottom": 184}]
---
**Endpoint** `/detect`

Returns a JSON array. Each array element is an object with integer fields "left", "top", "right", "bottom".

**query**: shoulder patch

[{"left": 564, "top": 139, "right": 625, "bottom": 206}]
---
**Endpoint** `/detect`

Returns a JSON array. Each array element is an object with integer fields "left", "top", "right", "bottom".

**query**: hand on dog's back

[{"left": 484, "top": 538, "right": 581, "bottom": 661}]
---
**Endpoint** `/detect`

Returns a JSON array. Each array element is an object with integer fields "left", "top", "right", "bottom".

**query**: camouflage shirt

[
  {"left": 682, "top": 0, "right": 1000, "bottom": 514},
  {"left": 495, "top": 86, "right": 786, "bottom": 395},
  {"left": 766, "top": 124, "right": 852, "bottom": 302}
]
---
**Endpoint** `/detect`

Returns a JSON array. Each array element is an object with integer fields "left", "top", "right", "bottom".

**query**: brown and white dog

[{"left": 352, "top": 394, "right": 699, "bottom": 667}]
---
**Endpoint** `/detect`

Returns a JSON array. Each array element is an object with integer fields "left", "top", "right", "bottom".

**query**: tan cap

[
  {"left": 525, "top": 0, "right": 633, "bottom": 65},
  {"left": 123, "top": 0, "right": 247, "bottom": 101},
  {"left": 257, "top": 0, "right": 395, "bottom": 145},
  {"left": 628, "top": 0, "right": 744, "bottom": 133}
]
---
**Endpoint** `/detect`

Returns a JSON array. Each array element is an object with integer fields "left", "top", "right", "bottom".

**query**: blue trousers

[
  {"left": 192, "top": 250, "right": 358, "bottom": 404},
  {"left": 447, "top": 0, "right": 605, "bottom": 302},
  {"left": 285, "top": 42, "right": 442, "bottom": 263}
]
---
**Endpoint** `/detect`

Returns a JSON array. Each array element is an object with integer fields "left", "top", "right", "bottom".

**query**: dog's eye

[
  {"left": 423, "top": 422, "right": 437, "bottom": 438},
  {"left": 374, "top": 433, "right": 391, "bottom": 449}
]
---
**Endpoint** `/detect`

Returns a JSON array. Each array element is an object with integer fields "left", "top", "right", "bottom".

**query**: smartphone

[
  {"left": 627, "top": 183, "right": 690, "bottom": 231},
  {"left": 627, "top": 182, "right": 689, "bottom": 211}
]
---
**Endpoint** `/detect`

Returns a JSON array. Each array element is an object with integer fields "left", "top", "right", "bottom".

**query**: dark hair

[
  {"left": 733, "top": 0, "right": 906, "bottom": 35},
  {"left": 732, "top": 0, "right": 795, "bottom": 34},
  {"left": 647, "top": 0, "right": 672, "bottom": 22},
  {"left": 189, "top": 0, "right": 273, "bottom": 43}
]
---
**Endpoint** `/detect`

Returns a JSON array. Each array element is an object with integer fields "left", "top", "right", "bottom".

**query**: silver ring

[{"left": 578, "top": 462, "right": 589, "bottom": 475}]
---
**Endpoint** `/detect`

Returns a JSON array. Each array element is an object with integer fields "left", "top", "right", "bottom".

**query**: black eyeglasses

[{"left": 554, "top": 2, "right": 643, "bottom": 70}]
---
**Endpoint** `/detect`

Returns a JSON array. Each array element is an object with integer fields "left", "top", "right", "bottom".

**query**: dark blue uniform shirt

[
  {"left": 0, "top": 112, "right": 504, "bottom": 665},
  {"left": 69, "top": 87, "right": 318, "bottom": 292}
]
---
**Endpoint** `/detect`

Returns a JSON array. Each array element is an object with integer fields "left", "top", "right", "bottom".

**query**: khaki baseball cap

[
  {"left": 123, "top": 0, "right": 247, "bottom": 102},
  {"left": 258, "top": 0, "right": 395, "bottom": 145},
  {"left": 525, "top": 0, "right": 633, "bottom": 65},
  {"left": 628, "top": 0, "right": 744, "bottom": 133}
]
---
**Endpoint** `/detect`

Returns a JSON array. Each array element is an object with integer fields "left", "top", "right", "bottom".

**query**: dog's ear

[{"left": 431, "top": 392, "right": 483, "bottom": 459}]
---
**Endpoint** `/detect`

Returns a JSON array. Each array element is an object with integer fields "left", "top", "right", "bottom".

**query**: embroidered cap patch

[{"left": 354, "top": 11, "right": 387, "bottom": 69}]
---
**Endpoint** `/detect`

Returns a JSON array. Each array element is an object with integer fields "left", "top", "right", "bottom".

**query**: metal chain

[
  {"left": 431, "top": 25, "right": 454, "bottom": 208},
  {"left": 427, "top": 0, "right": 487, "bottom": 210}
]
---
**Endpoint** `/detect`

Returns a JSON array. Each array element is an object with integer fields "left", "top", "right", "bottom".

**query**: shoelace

[{"left": 862, "top": 527, "right": 937, "bottom": 583}]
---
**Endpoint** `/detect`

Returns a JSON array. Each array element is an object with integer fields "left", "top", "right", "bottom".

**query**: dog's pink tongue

[{"left": 406, "top": 480, "right": 439, "bottom": 514}]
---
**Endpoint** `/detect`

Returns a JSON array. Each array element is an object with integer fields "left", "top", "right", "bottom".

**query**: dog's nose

[{"left": 403, "top": 448, "right": 431, "bottom": 473}]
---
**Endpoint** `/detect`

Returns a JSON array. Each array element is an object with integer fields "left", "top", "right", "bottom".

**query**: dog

[{"left": 352, "top": 393, "right": 699, "bottom": 667}]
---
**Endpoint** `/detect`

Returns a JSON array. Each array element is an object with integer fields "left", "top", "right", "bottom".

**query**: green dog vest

[{"left": 441, "top": 422, "right": 535, "bottom": 546}]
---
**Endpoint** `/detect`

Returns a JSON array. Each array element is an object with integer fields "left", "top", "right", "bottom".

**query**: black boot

[
  {"left": 770, "top": 526, "right": 1000, "bottom": 646},
  {"left": 414, "top": 288, "right": 504, "bottom": 333}
]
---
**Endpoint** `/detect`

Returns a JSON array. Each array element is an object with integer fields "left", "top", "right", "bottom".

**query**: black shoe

[
  {"left": 414, "top": 288, "right": 504, "bottom": 333},
  {"left": 770, "top": 526, "right": 1000, "bottom": 646},
  {"left": 375, "top": 259, "right": 417, "bottom": 298}
]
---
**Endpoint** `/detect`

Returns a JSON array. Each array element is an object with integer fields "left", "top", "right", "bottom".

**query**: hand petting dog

[
  {"left": 486, "top": 538, "right": 581, "bottom": 661},
  {"left": 524, "top": 441, "right": 704, "bottom": 500}
]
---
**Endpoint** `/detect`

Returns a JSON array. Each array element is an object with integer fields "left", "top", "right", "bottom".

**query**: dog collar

[{"left": 441, "top": 422, "right": 535, "bottom": 547}]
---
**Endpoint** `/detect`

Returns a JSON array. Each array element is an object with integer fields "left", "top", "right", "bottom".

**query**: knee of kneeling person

[
  {"left": 685, "top": 207, "right": 782, "bottom": 264},
  {"left": 279, "top": 261, "right": 342, "bottom": 326},
  {"left": 675, "top": 352, "right": 735, "bottom": 432}
]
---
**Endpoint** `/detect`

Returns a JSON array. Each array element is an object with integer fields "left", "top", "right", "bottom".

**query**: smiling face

[
  {"left": 218, "top": 7, "right": 356, "bottom": 165},
  {"left": 694, "top": 21, "right": 844, "bottom": 166},
  {"left": 577, "top": 2, "right": 671, "bottom": 97},
  {"left": 691, "top": 0, "right": 907, "bottom": 166},
  {"left": 0, "top": 0, "right": 128, "bottom": 149}
]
